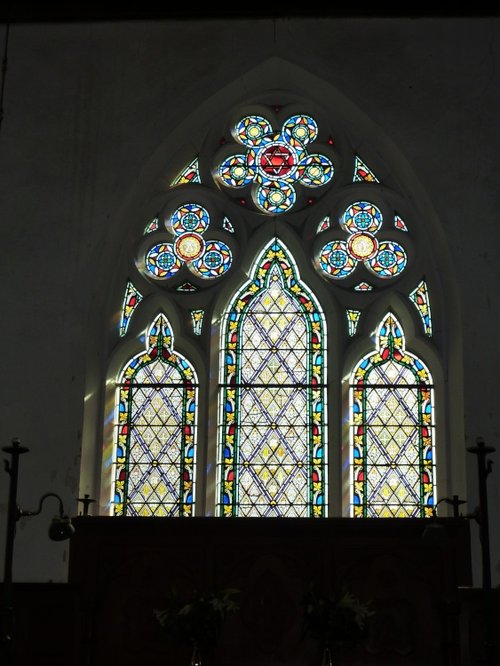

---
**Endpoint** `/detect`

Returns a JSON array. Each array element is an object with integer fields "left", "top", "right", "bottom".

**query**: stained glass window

[
  {"left": 112, "top": 313, "right": 198, "bottom": 517},
  {"left": 171, "top": 157, "right": 201, "bottom": 185},
  {"left": 144, "top": 203, "right": 233, "bottom": 282},
  {"left": 346, "top": 309, "right": 361, "bottom": 337},
  {"left": 316, "top": 216, "right": 331, "bottom": 233},
  {"left": 353, "top": 155, "right": 380, "bottom": 183},
  {"left": 144, "top": 217, "right": 159, "bottom": 235},
  {"left": 350, "top": 313, "right": 435, "bottom": 518},
  {"left": 409, "top": 280, "right": 433, "bottom": 336},
  {"left": 119, "top": 280, "right": 143, "bottom": 337},
  {"left": 217, "top": 240, "right": 327, "bottom": 518},
  {"left": 191, "top": 310, "right": 204, "bottom": 336},
  {"left": 215, "top": 114, "right": 333, "bottom": 214},
  {"left": 316, "top": 201, "right": 407, "bottom": 281}
]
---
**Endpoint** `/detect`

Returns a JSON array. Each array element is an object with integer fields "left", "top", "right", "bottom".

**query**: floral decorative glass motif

[
  {"left": 145, "top": 203, "right": 232, "bottom": 281},
  {"left": 217, "top": 239, "right": 327, "bottom": 517},
  {"left": 350, "top": 313, "right": 435, "bottom": 518},
  {"left": 346, "top": 309, "right": 361, "bottom": 337},
  {"left": 191, "top": 310, "right": 204, "bottom": 336},
  {"left": 216, "top": 114, "right": 333, "bottom": 214},
  {"left": 317, "top": 201, "right": 407, "bottom": 281},
  {"left": 113, "top": 313, "right": 198, "bottom": 516}
]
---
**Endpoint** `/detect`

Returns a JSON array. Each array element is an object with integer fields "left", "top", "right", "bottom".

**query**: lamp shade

[{"left": 48, "top": 515, "right": 75, "bottom": 541}]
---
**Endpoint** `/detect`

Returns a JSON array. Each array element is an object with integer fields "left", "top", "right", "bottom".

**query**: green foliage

[
  {"left": 154, "top": 587, "right": 239, "bottom": 650},
  {"left": 303, "top": 583, "right": 374, "bottom": 649}
]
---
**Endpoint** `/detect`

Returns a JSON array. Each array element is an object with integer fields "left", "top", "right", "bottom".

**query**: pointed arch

[
  {"left": 349, "top": 312, "right": 435, "bottom": 518},
  {"left": 112, "top": 313, "right": 198, "bottom": 516},
  {"left": 217, "top": 239, "right": 327, "bottom": 517}
]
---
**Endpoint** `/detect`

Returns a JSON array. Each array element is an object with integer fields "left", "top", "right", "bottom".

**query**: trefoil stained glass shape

[
  {"left": 346, "top": 310, "right": 361, "bottom": 337},
  {"left": 119, "top": 281, "right": 143, "bottom": 337},
  {"left": 353, "top": 156, "right": 380, "bottom": 183},
  {"left": 317, "top": 202, "right": 407, "bottom": 281},
  {"left": 191, "top": 310, "right": 204, "bottom": 336},
  {"left": 409, "top": 280, "right": 433, "bottom": 336},
  {"left": 171, "top": 157, "right": 201, "bottom": 185},
  {"left": 112, "top": 313, "right": 198, "bottom": 517},
  {"left": 145, "top": 203, "right": 233, "bottom": 281},
  {"left": 216, "top": 114, "right": 334, "bottom": 214},
  {"left": 350, "top": 313, "right": 435, "bottom": 518},
  {"left": 217, "top": 239, "right": 327, "bottom": 518},
  {"left": 223, "top": 217, "right": 235, "bottom": 233}
]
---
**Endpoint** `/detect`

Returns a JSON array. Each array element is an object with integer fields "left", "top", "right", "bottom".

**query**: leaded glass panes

[
  {"left": 217, "top": 240, "right": 327, "bottom": 517},
  {"left": 350, "top": 313, "right": 435, "bottom": 518},
  {"left": 409, "top": 280, "right": 433, "bottom": 336},
  {"left": 113, "top": 313, "right": 198, "bottom": 516},
  {"left": 316, "top": 201, "right": 408, "bottom": 282},
  {"left": 215, "top": 114, "right": 333, "bottom": 214}
]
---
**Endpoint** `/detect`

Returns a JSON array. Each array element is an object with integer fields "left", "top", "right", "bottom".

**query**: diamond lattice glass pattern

[
  {"left": 217, "top": 240, "right": 327, "bottom": 517},
  {"left": 350, "top": 313, "right": 435, "bottom": 518},
  {"left": 113, "top": 314, "right": 198, "bottom": 517}
]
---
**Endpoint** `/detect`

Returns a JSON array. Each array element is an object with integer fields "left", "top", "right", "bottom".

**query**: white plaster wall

[{"left": 0, "top": 17, "right": 498, "bottom": 584}]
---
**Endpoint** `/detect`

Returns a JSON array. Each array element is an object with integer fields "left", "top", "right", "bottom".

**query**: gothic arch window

[
  {"left": 112, "top": 313, "right": 198, "bottom": 517},
  {"left": 217, "top": 239, "right": 327, "bottom": 517},
  {"left": 350, "top": 313, "right": 435, "bottom": 518},
  {"left": 89, "top": 65, "right": 462, "bottom": 520}
]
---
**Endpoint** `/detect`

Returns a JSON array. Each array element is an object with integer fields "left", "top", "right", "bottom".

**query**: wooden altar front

[{"left": 67, "top": 516, "right": 472, "bottom": 666}]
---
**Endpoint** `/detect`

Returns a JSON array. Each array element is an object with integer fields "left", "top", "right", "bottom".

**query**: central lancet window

[
  {"left": 112, "top": 313, "right": 198, "bottom": 517},
  {"left": 217, "top": 240, "right": 327, "bottom": 517},
  {"left": 350, "top": 313, "right": 435, "bottom": 518}
]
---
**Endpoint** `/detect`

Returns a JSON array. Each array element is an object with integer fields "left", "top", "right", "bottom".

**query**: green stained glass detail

[
  {"left": 350, "top": 313, "right": 435, "bottom": 518},
  {"left": 353, "top": 155, "right": 380, "bottom": 183},
  {"left": 171, "top": 157, "right": 201, "bottom": 185},
  {"left": 119, "top": 281, "right": 143, "bottom": 337},
  {"left": 217, "top": 239, "right": 327, "bottom": 518},
  {"left": 409, "top": 280, "right": 433, "bottom": 336},
  {"left": 113, "top": 313, "right": 198, "bottom": 517},
  {"left": 191, "top": 310, "right": 204, "bottom": 336},
  {"left": 144, "top": 217, "right": 159, "bottom": 235},
  {"left": 346, "top": 309, "right": 361, "bottom": 337}
]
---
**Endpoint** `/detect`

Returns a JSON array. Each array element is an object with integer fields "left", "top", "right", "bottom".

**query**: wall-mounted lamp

[{"left": 1, "top": 438, "right": 75, "bottom": 665}]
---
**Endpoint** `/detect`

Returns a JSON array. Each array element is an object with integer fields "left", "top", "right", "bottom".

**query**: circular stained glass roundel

[
  {"left": 218, "top": 154, "right": 255, "bottom": 187},
  {"left": 347, "top": 232, "right": 379, "bottom": 261},
  {"left": 282, "top": 115, "right": 318, "bottom": 146},
  {"left": 146, "top": 243, "right": 182, "bottom": 279},
  {"left": 190, "top": 240, "right": 232, "bottom": 279},
  {"left": 367, "top": 241, "right": 407, "bottom": 278},
  {"left": 255, "top": 180, "right": 296, "bottom": 214},
  {"left": 256, "top": 142, "right": 299, "bottom": 180},
  {"left": 298, "top": 154, "right": 334, "bottom": 187},
  {"left": 171, "top": 203, "right": 210, "bottom": 235},
  {"left": 341, "top": 201, "right": 383, "bottom": 234},
  {"left": 174, "top": 232, "right": 205, "bottom": 262},
  {"left": 318, "top": 240, "right": 357, "bottom": 278},
  {"left": 235, "top": 115, "right": 273, "bottom": 147}
]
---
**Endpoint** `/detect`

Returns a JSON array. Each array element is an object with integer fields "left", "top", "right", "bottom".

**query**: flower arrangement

[
  {"left": 154, "top": 587, "right": 239, "bottom": 665},
  {"left": 303, "top": 583, "right": 374, "bottom": 663}
]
